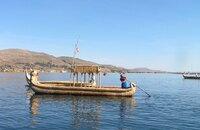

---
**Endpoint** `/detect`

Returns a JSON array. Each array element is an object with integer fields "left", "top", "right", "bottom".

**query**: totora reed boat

[{"left": 26, "top": 65, "right": 136, "bottom": 97}]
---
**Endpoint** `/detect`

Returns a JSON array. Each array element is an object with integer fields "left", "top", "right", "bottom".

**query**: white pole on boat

[
  {"left": 72, "top": 39, "right": 79, "bottom": 67},
  {"left": 96, "top": 73, "right": 98, "bottom": 87},
  {"left": 99, "top": 72, "right": 101, "bottom": 88},
  {"left": 73, "top": 72, "right": 75, "bottom": 86},
  {"left": 98, "top": 73, "right": 101, "bottom": 87},
  {"left": 91, "top": 73, "right": 94, "bottom": 87},
  {"left": 71, "top": 38, "right": 79, "bottom": 82}
]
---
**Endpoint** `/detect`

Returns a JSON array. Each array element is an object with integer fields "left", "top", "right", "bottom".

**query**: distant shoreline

[{"left": 0, "top": 70, "right": 187, "bottom": 74}]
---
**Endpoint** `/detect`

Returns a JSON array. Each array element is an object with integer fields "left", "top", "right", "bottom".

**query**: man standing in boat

[{"left": 120, "top": 74, "right": 129, "bottom": 88}]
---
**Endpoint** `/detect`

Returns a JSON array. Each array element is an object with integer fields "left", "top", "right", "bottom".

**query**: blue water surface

[{"left": 0, "top": 72, "right": 200, "bottom": 130}]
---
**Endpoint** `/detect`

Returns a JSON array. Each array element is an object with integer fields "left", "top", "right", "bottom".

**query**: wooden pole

[
  {"left": 84, "top": 73, "right": 86, "bottom": 87},
  {"left": 88, "top": 73, "right": 90, "bottom": 83},
  {"left": 72, "top": 41, "right": 79, "bottom": 68},
  {"left": 76, "top": 73, "right": 78, "bottom": 83},
  {"left": 81, "top": 73, "right": 83, "bottom": 87},
  {"left": 73, "top": 72, "right": 75, "bottom": 87}
]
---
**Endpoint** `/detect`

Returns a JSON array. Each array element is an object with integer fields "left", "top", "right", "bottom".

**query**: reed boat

[
  {"left": 183, "top": 74, "right": 200, "bottom": 79},
  {"left": 26, "top": 66, "right": 136, "bottom": 97},
  {"left": 25, "top": 71, "right": 31, "bottom": 85}
]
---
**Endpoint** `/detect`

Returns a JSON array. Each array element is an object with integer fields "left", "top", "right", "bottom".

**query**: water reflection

[
  {"left": 29, "top": 95, "right": 39, "bottom": 115},
  {"left": 27, "top": 93, "right": 135, "bottom": 129},
  {"left": 25, "top": 87, "right": 36, "bottom": 114},
  {"left": 70, "top": 95, "right": 101, "bottom": 129}
]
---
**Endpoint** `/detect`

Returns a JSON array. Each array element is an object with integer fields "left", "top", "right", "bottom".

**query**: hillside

[
  {"left": 0, "top": 49, "right": 165, "bottom": 73},
  {"left": 0, "top": 49, "right": 114, "bottom": 72},
  {"left": 0, "top": 49, "right": 67, "bottom": 71},
  {"left": 58, "top": 56, "right": 98, "bottom": 66}
]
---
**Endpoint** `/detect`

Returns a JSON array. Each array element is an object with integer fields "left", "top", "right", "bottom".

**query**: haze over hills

[
  {"left": 128, "top": 68, "right": 167, "bottom": 73},
  {"left": 0, "top": 49, "right": 166, "bottom": 73}
]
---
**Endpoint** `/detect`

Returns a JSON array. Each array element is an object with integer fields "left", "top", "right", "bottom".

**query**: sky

[{"left": 0, "top": 0, "right": 200, "bottom": 72}]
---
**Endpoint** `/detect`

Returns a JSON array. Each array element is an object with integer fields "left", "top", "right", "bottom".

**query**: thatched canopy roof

[{"left": 73, "top": 65, "right": 101, "bottom": 73}]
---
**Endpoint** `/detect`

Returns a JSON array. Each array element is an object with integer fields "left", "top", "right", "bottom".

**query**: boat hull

[
  {"left": 31, "top": 85, "right": 136, "bottom": 97},
  {"left": 183, "top": 74, "right": 200, "bottom": 79}
]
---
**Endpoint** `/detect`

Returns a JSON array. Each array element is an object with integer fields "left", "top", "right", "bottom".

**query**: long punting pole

[{"left": 126, "top": 79, "right": 151, "bottom": 97}]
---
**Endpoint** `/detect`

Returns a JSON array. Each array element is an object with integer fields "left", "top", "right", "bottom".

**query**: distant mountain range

[
  {"left": 128, "top": 68, "right": 166, "bottom": 73},
  {"left": 0, "top": 49, "right": 167, "bottom": 73}
]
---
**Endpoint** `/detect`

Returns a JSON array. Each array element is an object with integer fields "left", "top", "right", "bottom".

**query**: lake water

[{"left": 0, "top": 72, "right": 200, "bottom": 130}]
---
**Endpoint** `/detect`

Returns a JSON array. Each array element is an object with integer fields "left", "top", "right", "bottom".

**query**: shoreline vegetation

[{"left": 0, "top": 49, "right": 196, "bottom": 74}]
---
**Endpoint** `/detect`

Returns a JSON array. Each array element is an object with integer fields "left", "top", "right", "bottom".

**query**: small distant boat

[
  {"left": 25, "top": 65, "right": 136, "bottom": 97},
  {"left": 182, "top": 73, "right": 200, "bottom": 79}
]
